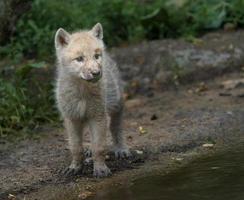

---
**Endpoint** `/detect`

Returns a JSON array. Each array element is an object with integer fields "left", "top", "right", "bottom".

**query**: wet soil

[
  {"left": 91, "top": 141, "right": 244, "bottom": 200},
  {"left": 0, "top": 72, "right": 244, "bottom": 200}
]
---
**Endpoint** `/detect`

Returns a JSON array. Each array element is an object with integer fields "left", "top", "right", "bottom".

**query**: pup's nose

[{"left": 91, "top": 71, "right": 101, "bottom": 77}]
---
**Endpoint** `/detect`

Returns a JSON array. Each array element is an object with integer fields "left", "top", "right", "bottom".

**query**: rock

[
  {"left": 125, "top": 99, "right": 144, "bottom": 109},
  {"left": 211, "top": 166, "right": 220, "bottom": 170},
  {"left": 221, "top": 79, "right": 244, "bottom": 90},
  {"left": 78, "top": 191, "right": 93, "bottom": 199},
  {"left": 171, "top": 157, "right": 184, "bottom": 162},
  {"left": 202, "top": 143, "right": 214, "bottom": 148},
  {"left": 7, "top": 194, "right": 16, "bottom": 200},
  {"left": 226, "top": 111, "right": 233, "bottom": 115},
  {"left": 135, "top": 150, "right": 143, "bottom": 155},
  {"left": 111, "top": 31, "right": 244, "bottom": 94},
  {"left": 138, "top": 126, "right": 147, "bottom": 135},
  {"left": 195, "top": 82, "right": 208, "bottom": 93}
]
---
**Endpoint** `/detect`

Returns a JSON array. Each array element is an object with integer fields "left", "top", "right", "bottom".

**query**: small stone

[
  {"left": 135, "top": 150, "right": 143, "bottom": 155},
  {"left": 172, "top": 157, "right": 183, "bottom": 161},
  {"left": 8, "top": 194, "right": 16, "bottom": 200},
  {"left": 221, "top": 79, "right": 244, "bottom": 90},
  {"left": 211, "top": 166, "right": 220, "bottom": 170},
  {"left": 227, "top": 111, "right": 233, "bottom": 115},
  {"left": 138, "top": 126, "right": 147, "bottom": 135},
  {"left": 85, "top": 185, "right": 92, "bottom": 190},
  {"left": 228, "top": 44, "right": 234, "bottom": 50},
  {"left": 195, "top": 82, "right": 208, "bottom": 93},
  {"left": 202, "top": 143, "right": 214, "bottom": 148},
  {"left": 175, "top": 157, "right": 183, "bottom": 161},
  {"left": 78, "top": 191, "right": 93, "bottom": 199},
  {"left": 125, "top": 99, "right": 144, "bottom": 109}
]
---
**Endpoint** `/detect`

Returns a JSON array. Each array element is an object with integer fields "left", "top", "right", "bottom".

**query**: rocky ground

[
  {"left": 1, "top": 72, "right": 244, "bottom": 200},
  {"left": 113, "top": 30, "right": 244, "bottom": 94},
  {"left": 1, "top": 30, "right": 244, "bottom": 200}
]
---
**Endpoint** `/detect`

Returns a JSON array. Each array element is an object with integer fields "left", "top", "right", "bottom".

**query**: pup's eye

[
  {"left": 76, "top": 56, "right": 84, "bottom": 62},
  {"left": 94, "top": 54, "right": 101, "bottom": 60}
]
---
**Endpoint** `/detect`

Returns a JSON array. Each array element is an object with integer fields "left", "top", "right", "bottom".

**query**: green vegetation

[
  {"left": 0, "top": 0, "right": 244, "bottom": 137},
  {"left": 1, "top": 0, "right": 244, "bottom": 60},
  {"left": 0, "top": 62, "right": 58, "bottom": 137}
]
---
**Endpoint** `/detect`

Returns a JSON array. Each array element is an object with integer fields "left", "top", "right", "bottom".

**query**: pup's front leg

[
  {"left": 64, "top": 118, "right": 84, "bottom": 176},
  {"left": 89, "top": 117, "right": 111, "bottom": 178}
]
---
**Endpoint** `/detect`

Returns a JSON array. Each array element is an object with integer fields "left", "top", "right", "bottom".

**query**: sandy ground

[{"left": 1, "top": 72, "right": 244, "bottom": 200}]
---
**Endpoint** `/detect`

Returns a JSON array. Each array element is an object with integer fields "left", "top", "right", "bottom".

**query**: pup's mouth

[
  {"left": 84, "top": 73, "right": 102, "bottom": 83},
  {"left": 87, "top": 76, "right": 101, "bottom": 83}
]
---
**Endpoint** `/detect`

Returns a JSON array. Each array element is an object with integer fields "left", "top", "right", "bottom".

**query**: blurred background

[{"left": 0, "top": 0, "right": 244, "bottom": 138}]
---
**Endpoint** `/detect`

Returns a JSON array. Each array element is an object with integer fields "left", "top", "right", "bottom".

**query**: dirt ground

[{"left": 0, "top": 71, "right": 244, "bottom": 200}]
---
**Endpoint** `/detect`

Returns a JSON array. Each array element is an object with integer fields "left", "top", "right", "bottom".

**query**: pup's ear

[
  {"left": 91, "top": 23, "right": 103, "bottom": 40},
  {"left": 55, "top": 28, "right": 70, "bottom": 49}
]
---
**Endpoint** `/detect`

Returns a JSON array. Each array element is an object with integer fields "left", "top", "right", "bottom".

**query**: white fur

[{"left": 55, "top": 23, "right": 129, "bottom": 177}]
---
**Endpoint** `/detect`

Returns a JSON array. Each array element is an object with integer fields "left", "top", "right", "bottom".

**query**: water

[{"left": 90, "top": 144, "right": 244, "bottom": 200}]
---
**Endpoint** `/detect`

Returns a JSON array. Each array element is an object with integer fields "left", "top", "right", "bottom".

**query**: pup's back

[{"left": 102, "top": 53, "right": 123, "bottom": 114}]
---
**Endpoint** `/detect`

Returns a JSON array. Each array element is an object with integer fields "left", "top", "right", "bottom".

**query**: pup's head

[{"left": 55, "top": 23, "right": 104, "bottom": 82}]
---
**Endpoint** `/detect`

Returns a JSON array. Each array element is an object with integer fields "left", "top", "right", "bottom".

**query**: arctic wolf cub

[{"left": 55, "top": 23, "right": 130, "bottom": 177}]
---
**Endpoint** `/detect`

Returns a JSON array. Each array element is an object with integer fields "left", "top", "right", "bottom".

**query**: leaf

[
  {"left": 206, "top": 4, "right": 227, "bottom": 29},
  {"left": 141, "top": 8, "right": 161, "bottom": 20},
  {"left": 28, "top": 61, "right": 46, "bottom": 68}
]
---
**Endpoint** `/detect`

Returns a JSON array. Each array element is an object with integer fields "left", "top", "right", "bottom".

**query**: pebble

[
  {"left": 221, "top": 79, "right": 244, "bottom": 90},
  {"left": 8, "top": 194, "right": 16, "bottom": 200},
  {"left": 78, "top": 191, "right": 93, "bottom": 199},
  {"left": 135, "top": 150, "right": 143, "bottom": 155},
  {"left": 211, "top": 166, "right": 220, "bottom": 170},
  {"left": 202, "top": 143, "right": 214, "bottom": 148},
  {"left": 138, "top": 126, "right": 147, "bottom": 135}
]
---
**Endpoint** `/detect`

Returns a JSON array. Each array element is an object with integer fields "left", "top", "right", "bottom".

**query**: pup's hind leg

[{"left": 110, "top": 105, "right": 130, "bottom": 159}]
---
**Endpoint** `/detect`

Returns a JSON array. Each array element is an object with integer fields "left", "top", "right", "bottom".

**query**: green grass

[{"left": 0, "top": 62, "right": 58, "bottom": 138}]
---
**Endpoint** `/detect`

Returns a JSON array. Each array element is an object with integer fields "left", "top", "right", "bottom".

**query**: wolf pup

[{"left": 54, "top": 23, "right": 130, "bottom": 178}]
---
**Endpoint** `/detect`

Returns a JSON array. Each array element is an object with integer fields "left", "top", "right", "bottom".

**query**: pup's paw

[
  {"left": 93, "top": 163, "right": 111, "bottom": 178},
  {"left": 62, "top": 163, "right": 82, "bottom": 177},
  {"left": 113, "top": 147, "right": 132, "bottom": 159},
  {"left": 84, "top": 148, "right": 92, "bottom": 158}
]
